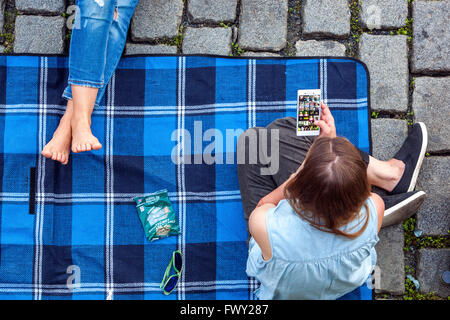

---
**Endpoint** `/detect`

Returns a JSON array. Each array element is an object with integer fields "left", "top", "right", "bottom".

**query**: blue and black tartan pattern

[{"left": 0, "top": 55, "right": 372, "bottom": 300}]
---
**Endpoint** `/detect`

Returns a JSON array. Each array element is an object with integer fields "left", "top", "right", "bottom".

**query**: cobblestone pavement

[{"left": 0, "top": 0, "right": 448, "bottom": 300}]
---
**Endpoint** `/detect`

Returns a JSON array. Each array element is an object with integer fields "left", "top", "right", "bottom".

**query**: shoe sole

[
  {"left": 406, "top": 122, "right": 428, "bottom": 192},
  {"left": 382, "top": 191, "right": 426, "bottom": 227}
]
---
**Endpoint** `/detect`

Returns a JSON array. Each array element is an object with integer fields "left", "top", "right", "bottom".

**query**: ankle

[
  {"left": 71, "top": 113, "right": 91, "bottom": 126},
  {"left": 60, "top": 112, "right": 72, "bottom": 125},
  {"left": 386, "top": 159, "right": 405, "bottom": 181},
  {"left": 375, "top": 159, "right": 405, "bottom": 192}
]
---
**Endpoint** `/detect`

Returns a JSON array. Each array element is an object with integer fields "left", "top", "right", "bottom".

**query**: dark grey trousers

[{"left": 237, "top": 117, "right": 370, "bottom": 226}]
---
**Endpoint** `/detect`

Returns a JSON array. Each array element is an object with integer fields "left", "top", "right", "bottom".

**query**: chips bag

[{"left": 133, "top": 189, "right": 180, "bottom": 242}]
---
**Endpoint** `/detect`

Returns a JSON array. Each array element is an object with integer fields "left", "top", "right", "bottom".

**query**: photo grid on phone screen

[{"left": 297, "top": 94, "right": 320, "bottom": 132}]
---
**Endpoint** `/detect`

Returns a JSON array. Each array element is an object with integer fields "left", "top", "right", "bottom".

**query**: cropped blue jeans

[{"left": 62, "top": 0, "right": 140, "bottom": 107}]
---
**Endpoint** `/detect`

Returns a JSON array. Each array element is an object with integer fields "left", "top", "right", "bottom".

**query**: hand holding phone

[{"left": 314, "top": 102, "right": 336, "bottom": 138}]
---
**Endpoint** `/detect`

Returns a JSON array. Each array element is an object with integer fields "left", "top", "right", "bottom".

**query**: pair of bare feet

[{"left": 41, "top": 99, "right": 102, "bottom": 165}]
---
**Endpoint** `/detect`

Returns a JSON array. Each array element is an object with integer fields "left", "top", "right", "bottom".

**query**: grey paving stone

[
  {"left": 358, "top": 34, "right": 409, "bottom": 113},
  {"left": 416, "top": 157, "right": 450, "bottom": 237},
  {"left": 14, "top": 15, "right": 65, "bottom": 54},
  {"left": 375, "top": 224, "right": 405, "bottom": 295},
  {"left": 302, "top": 0, "right": 350, "bottom": 38},
  {"left": 413, "top": 77, "right": 450, "bottom": 153},
  {"left": 371, "top": 119, "right": 408, "bottom": 161},
  {"left": 412, "top": 0, "right": 450, "bottom": 73},
  {"left": 125, "top": 43, "right": 177, "bottom": 55},
  {"left": 0, "top": 45, "right": 5, "bottom": 53},
  {"left": 187, "top": 0, "right": 237, "bottom": 23},
  {"left": 16, "top": 0, "right": 65, "bottom": 14},
  {"left": 417, "top": 249, "right": 450, "bottom": 298},
  {"left": 238, "top": 0, "right": 288, "bottom": 51},
  {"left": 0, "top": 0, "right": 4, "bottom": 34},
  {"left": 242, "top": 51, "right": 281, "bottom": 57},
  {"left": 295, "top": 40, "right": 346, "bottom": 57},
  {"left": 131, "top": 0, "right": 183, "bottom": 41},
  {"left": 182, "top": 27, "right": 232, "bottom": 56},
  {"left": 360, "top": 0, "right": 408, "bottom": 30}
]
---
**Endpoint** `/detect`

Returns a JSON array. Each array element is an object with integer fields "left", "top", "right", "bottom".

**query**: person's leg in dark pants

[{"left": 237, "top": 117, "right": 314, "bottom": 225}]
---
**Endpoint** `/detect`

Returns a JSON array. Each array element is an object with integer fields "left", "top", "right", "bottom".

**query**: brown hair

[{"left": 284, "top": 136, "right": 371, "bottom": 239}]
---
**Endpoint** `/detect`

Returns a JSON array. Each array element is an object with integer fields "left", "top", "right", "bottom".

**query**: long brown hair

[{"left": 284, "top": 136, "right": 371, "bottom": 239}]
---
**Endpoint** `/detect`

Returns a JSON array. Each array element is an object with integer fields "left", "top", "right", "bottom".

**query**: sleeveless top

[{"left": 246, "top": 198, "right": 379, "bottom": 300}]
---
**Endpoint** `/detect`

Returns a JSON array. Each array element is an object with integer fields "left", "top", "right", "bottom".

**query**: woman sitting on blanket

[
  {"left": 41, "top": 0, "right": 140, "bottom": 164},
  {"left": 237, "top": 102, "right": 428, "bottom": 300}
]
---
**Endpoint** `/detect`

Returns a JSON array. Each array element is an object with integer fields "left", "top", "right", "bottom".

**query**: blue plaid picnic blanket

[{"left": 0, "top": 54, "right": 372, "bottom": 300}]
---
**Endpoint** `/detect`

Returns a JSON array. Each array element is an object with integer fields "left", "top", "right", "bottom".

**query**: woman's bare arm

[
  {"left": 370, "top": 192, "right": 385, "bottom": 233},
  {"left": 249, "top": 203, "right": 276, "bottom": 260}
]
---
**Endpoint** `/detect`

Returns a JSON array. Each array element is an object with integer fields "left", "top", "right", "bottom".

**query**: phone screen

[{"left": 296, "top": 89, "right": 321, "bottom": 136}]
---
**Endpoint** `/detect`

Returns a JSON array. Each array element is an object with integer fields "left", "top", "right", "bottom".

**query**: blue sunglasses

[{"left": 160, "top": 250, "right": 183, "bottom": 295}]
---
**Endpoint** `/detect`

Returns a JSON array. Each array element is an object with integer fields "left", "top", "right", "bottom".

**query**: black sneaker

[
  {"left": 390, "top": 122, "right": 428, "bottom": 195},
  {"left": 381, "top": 191, "right": 426, "bottom": 227}
]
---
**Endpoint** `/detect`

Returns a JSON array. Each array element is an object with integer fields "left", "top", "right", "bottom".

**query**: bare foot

[
  {"left": 71, "top": 115, "right": 102, "bottom": 153},
  {"left": 384, "top": 158, "right": 406, "bottom": 192},
  {"left": 41, "top": 115, "right": 72, "bottom": 165}
]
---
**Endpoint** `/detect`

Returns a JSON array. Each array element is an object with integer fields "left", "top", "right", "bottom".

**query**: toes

[
  {"left": 62, "top": 154, "right": 69, "bottom": 165},
  {"left": 71, "top": 137, "right": 102, "bottom": 153},
  {"left": 51, "top": 152, "right": 57, "bottom": 160},
  {"left": 56, "top": 153, "right": 61, "bottom": 162},
  {"left": 92, "top": 141, "right": 102, "bottom": 150},
  {"left": 41, "top": 148, "right": 52, "bottom": 158}
]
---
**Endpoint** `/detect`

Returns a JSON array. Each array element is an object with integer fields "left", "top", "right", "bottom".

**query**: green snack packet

[{"left": 133, "top": 189, "right": 180, "bottom": 242}]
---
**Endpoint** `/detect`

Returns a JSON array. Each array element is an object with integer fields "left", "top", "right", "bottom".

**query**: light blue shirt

[{"left": 246, "top": 198, "right": 379, "bottom": 300}]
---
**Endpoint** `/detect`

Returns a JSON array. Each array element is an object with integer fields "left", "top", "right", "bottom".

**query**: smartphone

[{"left": 296, "top": 89, "right": 321, "bottom": 136}]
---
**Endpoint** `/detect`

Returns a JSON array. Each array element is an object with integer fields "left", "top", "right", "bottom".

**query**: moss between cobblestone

[
  {"left": 400, "top": 217, "right": 450, "bottom": 300},
  {"left": 347, "top": 0, "right": 363, "bottom": 57},
  {"left": 405, "top": 1, "right": 415, "bottom": 131},
  {"left": 403, "top": 265, "right": 446, "bottom": 300},
  {"left": 231, "top": 41, "right": 245, "bottom": 56},
  {"left": 0, "top": 2, "right": 18, "bottom": 53},
  {"left": 403, "top": 217, "right": 450, "bottom": 252},
  {"left": 390, "top": 18, "right": 413, "bottom": 43},
  {"left": 285, "top": 0, "right": 302, "bottom": 57},
  {"left": 153, "top": 25, "right": 184, "bottom": 51},
  {"left": 350, "top": 0, "right": 362, "bottom": 41},
  {"left": 219, "top": 21, "right": 230, "bottom": 29},
  {"left": 174, "top": 24, "right": 184, "bottom": 50}
]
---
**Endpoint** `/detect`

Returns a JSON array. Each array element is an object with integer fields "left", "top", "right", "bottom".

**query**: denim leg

[
  {"left": 62, "top": 0, "right": 139, "bottom": 107},
  {"left": 93, "top": 0, "right": 140, "bottom": 106},
  {"left": 68, "top": 0, "right": 117, "bottom": 86}
]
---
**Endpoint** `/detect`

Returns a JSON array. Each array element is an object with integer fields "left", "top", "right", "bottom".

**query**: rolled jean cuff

[
  {"left": 68, "top": 79, "right": 104, "bottom": 88},
  {"left": 62, "top": 87, "right": 101, "bottom": 108}
]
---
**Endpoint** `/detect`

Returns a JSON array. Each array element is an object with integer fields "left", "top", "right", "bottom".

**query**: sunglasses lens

[
  {"left": 164, "top": 275, "right": 179, "bottom": 292},
  {"left": 174, "top": 252, "right": 183, "bottom": 271}
]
